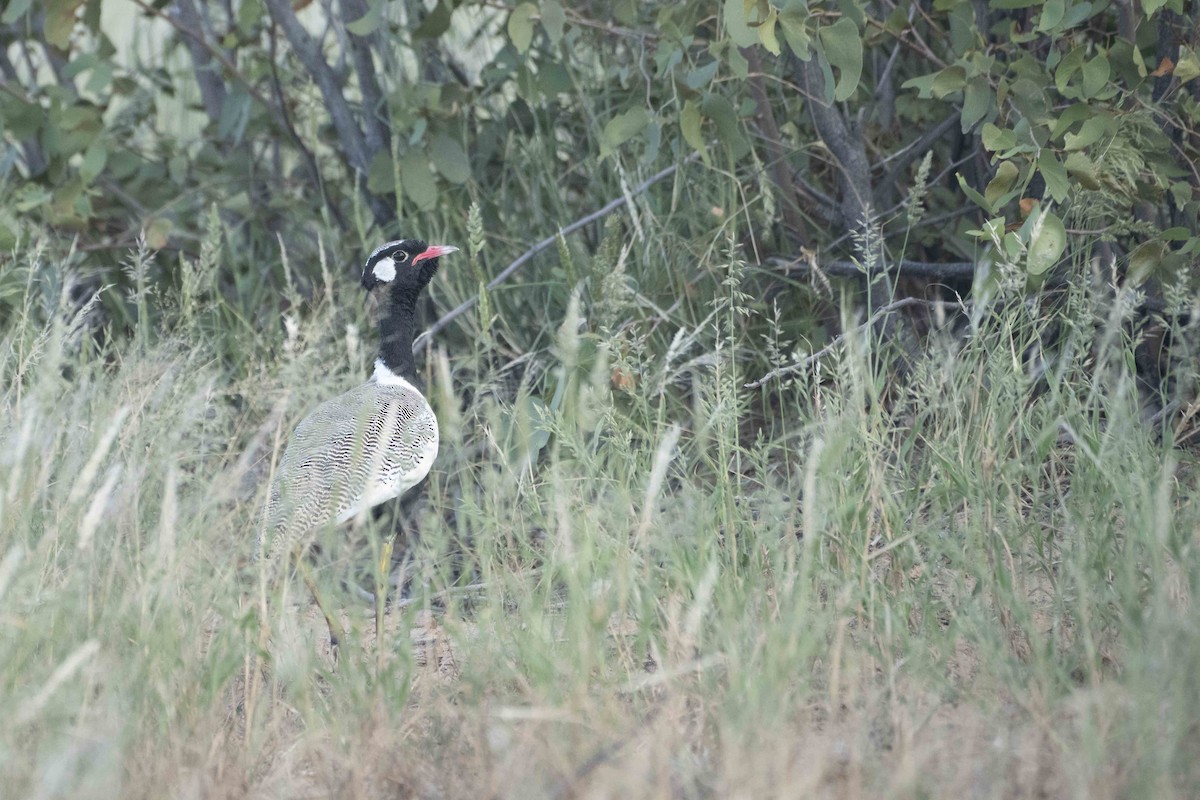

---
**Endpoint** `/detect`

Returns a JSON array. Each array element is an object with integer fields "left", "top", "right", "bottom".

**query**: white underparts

[
  {"left": 373, "top": 256, "right": 396, "bottom": 282},
  {"left": 372, "top": 358, "right": 420, "bottom": 391}
]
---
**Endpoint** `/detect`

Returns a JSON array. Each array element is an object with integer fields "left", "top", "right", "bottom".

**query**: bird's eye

[{"left": 394, "top": 251, "right": 409, "bottom": 263}]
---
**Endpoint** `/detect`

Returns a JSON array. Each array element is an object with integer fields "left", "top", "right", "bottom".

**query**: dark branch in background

[
  {"left": 267, "top": 21, "right": 347, "bottom": 230},
  {"left": 792, "top": 57, "right": 872, "bottom": 231},
  {"left": 414, "top": 161, "right": 691, "bottom": 352},
  {"left": 742, "top": 48, "right": 808, "bottom": 247},
  {"left": 791, "top": 53, "right": 895, "bottom": 338},
  {"left": 877, "top": 111, "right": 959, "bottom": 205},
  {"left": 339, "top": 0, "right": 391, "bottom": 158},
  {"left": 1152, "top": 8, "right": 1184, "bottom": 103},
  {"left": 261, "top": 0, "right": 395, "bottom": 227},
  {"left": 872, "top": 1, "right": 918, "bottom": 128},
  {"left": 170, "top": 0, "right": 227, "bottom": 121}
]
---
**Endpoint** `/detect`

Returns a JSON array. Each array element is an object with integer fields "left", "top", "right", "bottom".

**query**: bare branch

[
  {"left": 170, "top": 0, "right": 228, "bottom": 122},
  {"left": 267, "top": 20, "right": 347, "bottom": 230},
  {"left": 262, "top": 0, "right": 394, "bottom": 225},
  {"left": 767, "top": 255, "right": 978, "bottom": 283},
  {"left": 339, "top": 0, "right": 391, "bottom": 156},
  {"left": 878, "top": 111, "right": 959, "bottom": 193},
  {"left": 792, "top": 56, "right": 872, "bottom": 230},
  {"left": 742, "top": 47, "right": 807, "bottom": 246}
]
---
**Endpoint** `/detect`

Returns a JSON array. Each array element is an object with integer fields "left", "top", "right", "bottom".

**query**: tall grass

[{"left": 2, "top": 215, "right": 1198, "bottom": 799}]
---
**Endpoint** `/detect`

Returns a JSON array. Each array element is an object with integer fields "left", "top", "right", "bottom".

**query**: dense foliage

[{"left": 2, "top": 0, "right": 1198, "bottom": 345}]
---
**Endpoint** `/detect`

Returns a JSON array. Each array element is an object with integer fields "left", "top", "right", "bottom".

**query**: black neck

[{"left": 377, "top": 286, "right": 420, "bottom": 383}]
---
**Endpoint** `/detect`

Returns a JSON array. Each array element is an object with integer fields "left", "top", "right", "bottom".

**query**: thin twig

[
  {"left": 766, "top": 255, "right": 978, "bottom": 281},
  {"left": 413, "top": 159, "right": 692, "bottom": 352},
  {"left": 744, "top": 296, "right": 972, "bottom": 389}
]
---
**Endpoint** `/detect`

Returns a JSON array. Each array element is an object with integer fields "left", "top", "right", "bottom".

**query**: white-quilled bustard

[{"left": 257, "top": 239, "right": 456, "bottom": 656}]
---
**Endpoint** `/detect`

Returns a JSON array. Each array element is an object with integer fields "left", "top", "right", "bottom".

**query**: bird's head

[{"left": 361, "top": 239, "right": 458, "bottom": 295}]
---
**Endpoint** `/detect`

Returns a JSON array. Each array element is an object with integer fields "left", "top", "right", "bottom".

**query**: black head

[{"left": 361, "top": 239, "right": 458, "bottom": 294}]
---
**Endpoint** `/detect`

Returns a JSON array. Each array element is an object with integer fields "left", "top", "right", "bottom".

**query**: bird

[{"left": 257, "top": 238, "right": 457, "bottom": 657}]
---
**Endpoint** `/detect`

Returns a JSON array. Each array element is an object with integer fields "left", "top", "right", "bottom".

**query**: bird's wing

[{"left": 257, "top": 383, "right": 438, "bottom": 561}]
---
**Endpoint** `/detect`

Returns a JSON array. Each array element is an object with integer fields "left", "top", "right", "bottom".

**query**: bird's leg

[
  {"left": 374, "top": 532, "right": 395, "bottom": 671},
  {"left": 295, "top": 547, "right": 345, "bottom": 664}
]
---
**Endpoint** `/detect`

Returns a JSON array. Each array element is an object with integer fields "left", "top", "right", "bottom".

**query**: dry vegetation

[
  {"left": 3, "top": 3, "right": 1200, "bottom": 795},
  {"left": 3, "top": 227, "right": 1199, "bottom": 799}
]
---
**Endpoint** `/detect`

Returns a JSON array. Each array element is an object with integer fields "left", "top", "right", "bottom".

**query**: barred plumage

[{"left": 258, "top": 376, "right": 438, "bottom": 564}]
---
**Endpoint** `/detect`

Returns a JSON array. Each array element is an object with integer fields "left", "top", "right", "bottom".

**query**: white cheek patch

[{"left": 373, "top": 256, "right": 397, "bottom": 282}]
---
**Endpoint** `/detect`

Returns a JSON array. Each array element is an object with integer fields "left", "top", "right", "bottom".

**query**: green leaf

[
  {"left": 85, "top": 60, "right": 113, "bottom": 95},
  {"left": 44, "top": 0, "right": 85, "bottom": 49},
  {"left": 680, "top": 100, "right": 710, "bottom": 165},
  {"left": 758, "top": 7, "right": 781, "bottom": 55},
  {"left": 984, "top": 160, "right": 1019, "bottom": 209},
  {"left": 981, "top": 123, "right": 1017, "bottom": 153},
  {"left": 1, "top": 0, "right": 34, "bottom": 25},
  {"left": 399, "top": 151, "right": 438, "bottom": 210},
  {"left": 412, "top": 0, "right": 452, "bottom": 38},
  {"left": 144, "top": 217, "right": 172, "bottom": 250},
  {"left": 726, "top": 45, "right": 750, "bottom": 78},
  {"left": 1063, "top": 115, "right": 1114, "bottom": 150},
  {"left": 508, "top": 3, "right": 537, "bottom": 53},
  {"left": 1176, "top": 46, "right": 1200, "bottom": 83},
  {"left": 82, "top": 0, "right": 100, "bottom": 31},
  {"left": 1038, "top": 151, "right": 1069, "bottom": 203},
  {"left": 931, "top": 65, "right": 967, "bottom": 98},
  {"left": 1025, "top": 208, "right": 1067, "bottom": 276},
  {"left": 236, "top": 0, "right": 263, "bottom": 34},
  {"left": 79, "top": 140, "right": 107, "bottom": 185},
  {"left": 961, "top": 77, "right": 991, "bottom": 132},
  {"left": 957, "top": 173, "right": 991, "bottom": 211},
  {"left": 540, "top": 0, "right": 566, "bottom": 45},
  {"left": 685, "top": 61, "right": 719, "bottom": 91},
  {"left": 640, "top": 121, "right": 661, "bottom": 166},
  {"left": 1170, "top": 181, "right": 1193, "bottom": 208},
  {"left": 723, "top": 0, "right": 758, "bottom": 47},
  {"left": 989, "top": 0, "right": 1042, "bottom": 8},
  {"left": 430, "top": 133, "right": 470, "bottom": 183},
  {"left": 600, "top": 107, "right": 650, "bottom": 158},
  {"left": 0, "top": 94, "right": 43, "bottom": 139},
  {"left": 538, "top": 63, "right": 572, "bottom": 94},
  {"left": 778, "top": 4, "right": 811, "bottom": 58},
  {"left": 1128, "top": 240, "right": 1166, "bottom": 287},
  {"left": 1003, "top": 231, "right": 1023, "bottom": 262},
  {"left": 700, "top": 93, "right": 746, "bottom": 155},
  {"left": 1064, "top": 151, "right": 1100, "bottom": 189},
  {"left": 1055, "top": 46, "right": 1086, "bottom": 95},
  {"left": 1062, "top": 0, "right": 1095, "bottom": 27},
  {"left": 217, "top": 88, "right": 251, "bottom": 143},
  {"left": 346, "top": 0, "right": 385, "bottom": 36},
  {"left": 1080, "top": 53, "right": 1110, "bottom": 98},
  {"left": 1050, "top": 103, "right": 1091, "bottom": 140},
  {"left": 1143, "top": 0, "right": 1168, "bottom": 16},
  {"left": 901, "top": 73, "right": 937, "bottom": 98},
  {"left": 818, "top": 18, "right": 862, "bottom": 102},
  {"left": 1036, "top": 0, "right": 1065, "bottom": 31},
  {"left": 366, "top": 151, "right": 394, "bottom": 194}
]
